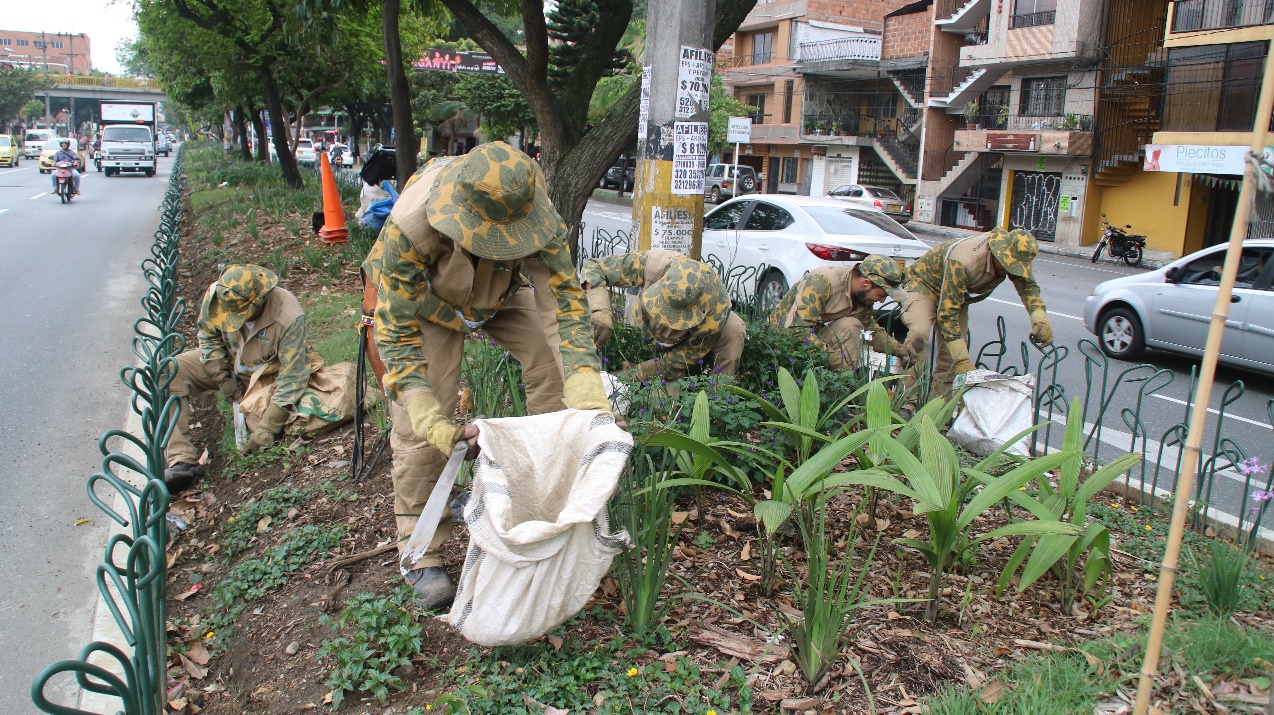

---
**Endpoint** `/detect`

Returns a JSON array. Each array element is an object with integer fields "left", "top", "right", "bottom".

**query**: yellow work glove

[
  {"left": 587, "top": 287, "right": 613, "bottom": 351},
  {"left": 1029, "top": 309, "right": 1054, "bottom": 346},
  {"left": 946, "top": 338, "right": 975, "bottom": 376},
  {"left": 244, "top": 403, "right": 289, "bottom": 454},
  {"left": 405, "top": 391, "right": 466, "bottom": 453},
  {"left": 563, "top": 369, "right": 611, "bottom": 411}
]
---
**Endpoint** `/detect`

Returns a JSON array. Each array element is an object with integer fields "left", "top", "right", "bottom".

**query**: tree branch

[
  {"left": 556, "top": 0, "right": 632, "bottom": 135},
  {"left": 715, "top": 0, "right": 759, "bottom": 50}
]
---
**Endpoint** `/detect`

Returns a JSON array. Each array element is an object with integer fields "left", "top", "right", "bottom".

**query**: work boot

[
  {"left": 404, "top": 567, "right": 456, "bottom": 609},
  {"left": 163, "top": 462, "right": 203, "bottom": 494},
  {"left": 897, "top": 406, "right": 915, "bottom": 421}
]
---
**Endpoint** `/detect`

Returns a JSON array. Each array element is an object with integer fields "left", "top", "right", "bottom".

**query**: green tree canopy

[{"left": 0, "top": 67, "right": 50, "bottom": 131}]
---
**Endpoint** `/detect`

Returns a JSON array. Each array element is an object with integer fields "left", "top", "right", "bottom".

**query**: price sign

[
  {"left": 650, "top": 206, "right": 695, "bottom": 254},
  {"left": 672, "top": 121, "right": 708, "bottom": 195},
  {"left": 637, "top": 66, "right": 652, "bottom": 142},
  {"left": 676, "top": 46, "right": 713, "bottom": 119}
]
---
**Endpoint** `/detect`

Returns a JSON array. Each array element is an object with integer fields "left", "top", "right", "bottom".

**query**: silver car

[{"left": 1082, "top": 239, "right": 1274, "bottom": 374}]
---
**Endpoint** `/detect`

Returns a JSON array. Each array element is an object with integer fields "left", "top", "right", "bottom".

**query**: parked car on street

[
  {"left": 0, "top": 135, "right": 19, "bottom": 167},
  {"left": 598, "top": 161, "right": 634, "bottom": 191},
  {"left": 702, "top": 195, "right": 929, "bottom": 310},
  {"left": 295, "top": 138, "right": 317, "bottom": 165},
  {"left": 827, "top": 184, "right": 912, "bottom": 223},
  {"left": 704, "top": 163, "right": 758, "bottom": 203},
  {"left": 1083, "top": 239, "right": 1274, "bottom": 374}
]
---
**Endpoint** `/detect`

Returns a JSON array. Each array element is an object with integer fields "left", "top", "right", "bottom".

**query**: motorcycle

[
  {"left": 94, "top": 150, "right": 102, "bottom": 172},
  {"left": 1092, "top": 213, "right": 1146, "bottom": 267},
  {"left": 54, "top": 162, "right": 76, "bottom": 204}
]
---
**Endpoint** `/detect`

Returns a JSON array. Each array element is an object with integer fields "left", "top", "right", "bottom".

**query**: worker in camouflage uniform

[
  {"left": 367, "top": 141, "right": 612, "bottom": 608},
  {"left": 582, "top": 250, "right": 744, "bottom": 380},
  {"left": 769, "top": 255, "right": 913, "bottom": 370},
  {"left": 164, "top": 265, "right": 309, "bottom": 492},
  {"left": 901, "top": 227, "right": 1052, "bottom": 393}
]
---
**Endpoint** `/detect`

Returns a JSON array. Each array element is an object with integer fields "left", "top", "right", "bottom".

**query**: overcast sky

[{"left": 7, "top": 0, "right": 137, "bottom": 74}]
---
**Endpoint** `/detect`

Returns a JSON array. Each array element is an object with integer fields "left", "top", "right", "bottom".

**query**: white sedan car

[{"left": 702, "top": 195, "right": 930, "bottom": 309}]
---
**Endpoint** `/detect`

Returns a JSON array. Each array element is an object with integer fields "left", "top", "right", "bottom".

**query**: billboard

[
  {"left": 101, "top": 102, "right": 156, "bottom": 123},
  {"left": 1143, "top": 144, "right": 1245, "bottom": 175},
  {"left": 414, "top": 50, "right": 504, "bottom": 75}
]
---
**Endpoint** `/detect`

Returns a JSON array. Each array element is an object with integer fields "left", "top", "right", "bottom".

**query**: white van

[{"left": 24, "top": 129, "right": 53, "bottom": 159}]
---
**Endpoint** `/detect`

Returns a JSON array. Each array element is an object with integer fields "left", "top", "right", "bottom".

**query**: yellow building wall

[{"left": 1091, "top": 169, "right": 1196, "bottom": 257}]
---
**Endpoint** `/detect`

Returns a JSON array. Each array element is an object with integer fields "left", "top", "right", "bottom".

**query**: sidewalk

[
  {"left": 906, "top": 222, "right": 1176, "bottom": 270},
  {"left": 589, "top": 189, "right": 634, "bottom": 208}
]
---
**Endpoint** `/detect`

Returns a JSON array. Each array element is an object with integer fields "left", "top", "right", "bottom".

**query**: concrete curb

[
  {"left": 589, "top": 190, "right": 634, "bottom": 209},
  {"left": 906, "top": 222, "right": 1174, "bottom": 271}
]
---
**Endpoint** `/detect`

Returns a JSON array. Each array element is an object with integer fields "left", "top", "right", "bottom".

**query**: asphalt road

[
  {"left": 581, "top": 199, "right": 1274, "bottom": 524},
  {"left": 0, "top": 157, "right": 170, "bottom": 711}
]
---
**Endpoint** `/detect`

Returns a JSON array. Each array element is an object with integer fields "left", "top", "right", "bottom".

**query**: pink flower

[{"left": 1239, "top": 457, "right": 1268, "bottom": 476}]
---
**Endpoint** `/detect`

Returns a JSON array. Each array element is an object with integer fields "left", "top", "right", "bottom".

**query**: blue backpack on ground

[{"left": 360, "top": 181, "right": 399, "bottom": 232}]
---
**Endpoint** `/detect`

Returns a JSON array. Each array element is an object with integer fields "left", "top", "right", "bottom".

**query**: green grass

[
  {"left": 1166, "top": 615, "right": 1274, "bottom": 678},
  {"left": 926, "top": 653, "right": 1108, "bottom": 715},
  {"left": 302, "top": 292, "right": 362, "bottom": 366},
  {"left": 189, "top": 187, "right": 238, "bottom": 211}
]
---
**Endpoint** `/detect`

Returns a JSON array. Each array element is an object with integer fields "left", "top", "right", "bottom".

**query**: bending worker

[
  {"left": 900, "top": 226, "right": 1052, "bottom": 392},
  {"left": 582, "top": 250, "right": 744, "bottom": 380},
  {"left": 368, "top": 141, "right": 612, "bottom": 608},
  {"left": 768, "top": 255, "right": 913, "bottom": 370},
  {"left": 165, "top": 265, "right": 309, "bottom": 492}
]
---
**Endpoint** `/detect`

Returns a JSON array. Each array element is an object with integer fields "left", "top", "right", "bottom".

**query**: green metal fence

[{"left": 31, "top": 145, "right": 186, "bottom": 715}]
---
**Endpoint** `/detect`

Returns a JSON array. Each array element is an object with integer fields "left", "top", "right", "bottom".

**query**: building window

[
  {"left": 782, "top": 80, "right": 794, "bottom": 124},
  {"left": 780, "top": 157, "right": 798, "bottom": 184},
  {"left": 751, "top": 32, "right": 773, "bottom": 64},
  {"left": 0, "top": 39, "right": 10, "bottom": 45},
  {"left": 1173, "top": 0, "right": 1274, "bottom": 33},
  {"left": 1162, "top": 41, "right": 1266, "bottom": 132},
  {"left": 17, "top": 39, "right": 29, "bottom": 46},
  {"left": 1011, "top": 0, "right": 1056, "bottom": 28},
  {"left": 747, "top": 93, "right": 768, "bottom": 124},
  {"left": 1019, "top": 76, "right": 1066, "bottom": 116},
  {"left": 52, "top": 41, "right": 64, "bottom": 48}
]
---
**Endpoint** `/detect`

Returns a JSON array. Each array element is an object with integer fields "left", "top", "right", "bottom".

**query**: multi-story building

[
  {"left": 718, "top": 1, "right": 922, "bottom": 204},
  {"left": 1086, "top": 0, "right": 1273, "bottom": 258},
  {"left": 915, "top": 0, "right": 1104, "bottom": 246},
  {"left": 0, "top": 30, "right": 92, "bottom": 74}
]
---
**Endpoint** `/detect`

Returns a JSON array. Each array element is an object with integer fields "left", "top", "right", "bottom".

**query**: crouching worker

[
  {"left": 582, "top": 250, "right": 745, "bottom": 380},
  {"left": 164, "top": 265, "right": 309, "bottom": 492},
  {"left": 769, "top": 255, "right": 913, "bottom": 370},
  {"left": 367, "top": 142, "right": 612, "bottom": 608}
]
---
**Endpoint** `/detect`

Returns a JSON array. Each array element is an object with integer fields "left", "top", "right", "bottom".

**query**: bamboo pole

[{"left": 1132, "top": 48, "right": 1274, "bottom": 714}]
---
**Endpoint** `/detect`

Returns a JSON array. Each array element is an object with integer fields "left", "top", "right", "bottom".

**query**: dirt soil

[{"left": 160, "top": 180, "right": 1274, "bottom": 715}]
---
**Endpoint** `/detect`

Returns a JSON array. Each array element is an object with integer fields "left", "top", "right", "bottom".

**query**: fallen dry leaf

[
  {"left": 185, "top": 642, "right": 211, "bottom": 666},
  {"left": 736, "top": 568, "right": 762, "bottom": 582},
  {"left": 179, "top": 654, "right": 208, "bottom": 679},
  {"left": 546, "top": 635, "right": 563, "bottom": 651},
  {"left": 256, "top": 515, "right": 272, "bottom": 532},
  {"left": 740, "top": 542, "right": 751, "bottom": 561},
  {"left": 197, "top": 448, "right": 210, "bottom": 466},
  {"left": 74, "top": 518, "right": 93, "bottom": 526},
  {"left": 779, "top": 697, "right": 820, "bottom": 710},
  {"left": 690, "top": 624, "right": 789, "bottom": 663},
  {"left": 980, "top": 681, "right": 1002, "bottom": 704},
  {"left": 671, "top": 511, "right": 690, "bottom": 525}
]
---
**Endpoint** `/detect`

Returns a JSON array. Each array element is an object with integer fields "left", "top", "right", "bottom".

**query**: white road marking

[
  {"left": 29, "top": 192, "right": 47, "bottom": 200},
  {"left": 0, "top": 166, "right": 34, "bottom": 175},
  {"left": 986, "top": 296, "right": 1081, "bottom": 321},
  {"left": 1150, "top": 393, "right": 1271, "bottom": 428},
  {"left": 1034, "top": 257, "right": 1129, "bottom": 275}
]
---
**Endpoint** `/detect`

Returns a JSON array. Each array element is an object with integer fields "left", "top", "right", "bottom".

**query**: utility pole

[
  {"left": 631, "top": 0, "right": 716, "bottom": 259},
  {"left": 42, "top": 32, "right": 51, "bottom": 125}
]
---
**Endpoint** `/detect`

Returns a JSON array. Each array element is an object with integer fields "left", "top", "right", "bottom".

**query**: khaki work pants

[
  {"left": 900, "top": 290, "right": 970, "bottom": 398},
  {"left": 167, "top": 350, "right": 261, "bottom": 466},
  {"left": 713, "top": 312, "right": 746, "bottom": 376},
  {"left": 391, "top": 289, "right": 566, "bottom": 570},
  {"left": 818, "top": 317, "right": 870, "bottom": 371}
]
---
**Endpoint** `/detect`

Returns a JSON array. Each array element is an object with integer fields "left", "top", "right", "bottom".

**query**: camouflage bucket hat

[
  {"left": 424, "top": 141, "right": 565, "bottom": 261},
  {"left": 641, "top": 257, "right": 728, "bottom": 331},
  {"left": 987, "top": 227, "right": 1038, "bottom": 280},
  {"left": 208, "top": 264, "right": 278, "bottom": 332},
  {"left": 858, "top": 255, "right": 904, "bottom": 289}
]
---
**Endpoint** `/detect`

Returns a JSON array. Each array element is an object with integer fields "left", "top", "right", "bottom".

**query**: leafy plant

[
  {"left": 1187, "top": 540, "right": 1249, "bottom": 617},
  {"left": 782, "top": 504, "right": 911, "bottom": 684},
  {"left": 317, "top": 587, "right": 425, "bottom": 708},
  {"left": 221, "top": 485, "right": 313, "bottom": 556},
  {"left": 849, "top": 417, "right": 1081, "bottom": 620},
  {"left": 993, "top": 398, "right": 1140, "bottom": 613},
  {"left": 611, "top": 445, "right": 682, "bottom": 632},
  {"left": 963, "top": 99, "right": 980, "bottom": 125},
  {"left": 461, "top": 337, "right": 526, "bottom": 419}
]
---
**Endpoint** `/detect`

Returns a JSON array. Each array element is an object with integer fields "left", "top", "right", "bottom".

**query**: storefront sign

[
  {"left": 986, "top": 133, "right": 1037, "bottom": 151},
  {"left": 1144, "top": 144, "right": 1245, "bottom": 175}
]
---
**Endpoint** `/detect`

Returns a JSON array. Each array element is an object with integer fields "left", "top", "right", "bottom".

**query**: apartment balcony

[
  {"left": 953, "top": 114, "right": 1094, "bottom": 156},
  {"left": 748, "top": 122, "right": 802, "bottom": 144},
  {"left": 1171, "top": 0, "right": 1274, "bottom": 33},
  {"left": 795, "top": 35, "right": 884, "bottom": 77},
  {"left": 800, "top": 114, "right": 901, "bottom": 143},
  {"left": 738, "top": 0, "right": 807, "bottom": 31}
]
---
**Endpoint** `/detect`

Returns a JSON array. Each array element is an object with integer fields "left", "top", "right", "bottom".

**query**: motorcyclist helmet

[{"left": 59, "top": 139, "right": 70, "bottom": 149}]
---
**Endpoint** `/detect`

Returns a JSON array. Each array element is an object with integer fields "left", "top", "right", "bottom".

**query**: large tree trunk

[
  {"left": 258, "top": 66, "right": 304, "bottom": 189},
  {"left": 383, "top": 0, "right": 417, "bottom": 189},
  {"left": 233, "top": 106, "right": 252, "bottom": 161},
  {"left": 249, "top": 101, "right": 269, "bottom": 162}
]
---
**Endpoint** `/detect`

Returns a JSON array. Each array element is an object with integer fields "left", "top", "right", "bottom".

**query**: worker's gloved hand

[
  {"left": 1029, "top": 309, "right": 1054, "bottom": 347},
  {"left": 205, "top": 359, "right": 239, "bottom": 400},
  {"left": 946, "top": 338, "right": 975, "bottom": 376},
  {"left": 563, "top": 369, "right": 611, "bottom": 411},
  {"left": 896, "top": 343, "right": 919, "bottom": 368},
  {"left": 406, "top": 391, "right": 466, "bottom": 453},
  {"left": 460, "top": 423, "right": 480, "bottom": 460},
  {"left": 244, "top": 403, "right": 289, "bottom": 454},
  {"left": 586, "top": 287, "right": 613, "bottom": 352}
]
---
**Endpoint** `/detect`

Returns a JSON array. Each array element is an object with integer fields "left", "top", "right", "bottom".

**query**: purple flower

[
  {"left": 726, "top": 398, "right": 734, "bottom": 404},
  {"left": 1250, "top": 505, "right": 1263, "bottom": 515},
  {"left": 603, "top": 357, "right": 610, "bottom": 363},
  {"left": 1239, "top": 457, "right": 1268, "bottom": 476},
  {"left": 1252, "top": 489, "right": 1274, "bottom": 503}
]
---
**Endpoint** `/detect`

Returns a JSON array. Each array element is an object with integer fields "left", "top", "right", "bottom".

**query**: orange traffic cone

[{"left": 318, "top": 152, "right": 348, "bottom": 244}]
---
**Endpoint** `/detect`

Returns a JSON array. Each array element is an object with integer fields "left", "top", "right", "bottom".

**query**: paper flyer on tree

[
  {"left": 676, "top": 46, "right": 713, "bottom": 120},
  {"left": 672, "top": 121, "right": 708, "bottom": 196}
]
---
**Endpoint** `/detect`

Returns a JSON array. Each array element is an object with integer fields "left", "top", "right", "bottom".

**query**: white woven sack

[
  {"left": 949, "top": 369, "right": 1037, "bottom": 457},
  {"left": 448, "top": 409, "right": 632, "bottom": 646}
]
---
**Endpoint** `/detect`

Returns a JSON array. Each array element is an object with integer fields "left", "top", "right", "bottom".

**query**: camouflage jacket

[
  {"left": 582, "top": 250, "right": 730, "bottom": 380},
  {"left": 197, "top": 285, "right": 309, "bottom": 409},
  {"left": 905, "top": 234, "right": 1046, "bottom": 343},
  {"left": 369, "top": 161, "right": 598, "bottom": 403},
  {"left": 769, "top": 264, "right": 904, "bottom": 356}
]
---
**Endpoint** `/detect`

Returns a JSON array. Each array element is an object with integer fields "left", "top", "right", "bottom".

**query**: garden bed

[{"left": 161, "top": 143, "right": 1274, "bottom": 715}]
